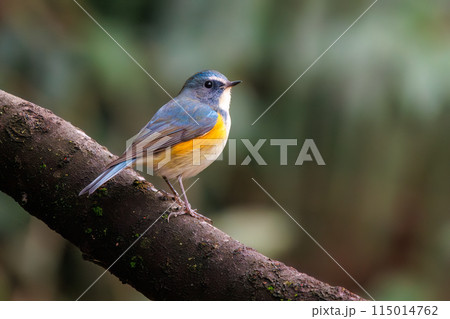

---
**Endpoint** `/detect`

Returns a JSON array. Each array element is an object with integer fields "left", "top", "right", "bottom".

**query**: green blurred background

[{"left": 1, "top": 0, "right": 449, "bottom": 300}]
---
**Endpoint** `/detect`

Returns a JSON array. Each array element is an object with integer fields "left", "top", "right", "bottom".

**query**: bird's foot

[
  {"left": 167, "top": 210, "right": 186, "bottom": 222},
  {"left": 172, "top": 194, "right": 185, "bottom": 206},
  {"left": 167, "top": 205, "right": 212, "bottom": 223},
  {"left": 184, "top": 207, "right": 212, "bottom": 223}
]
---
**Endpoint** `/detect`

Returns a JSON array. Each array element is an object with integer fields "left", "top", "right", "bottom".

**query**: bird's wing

[{"left": 106, "top": 98, "right": 218, "bottom": 168}]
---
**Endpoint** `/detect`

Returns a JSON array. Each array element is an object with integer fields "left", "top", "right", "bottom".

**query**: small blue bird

[{"left": 79, "top": 70, "right": 241, "bottom": 221}]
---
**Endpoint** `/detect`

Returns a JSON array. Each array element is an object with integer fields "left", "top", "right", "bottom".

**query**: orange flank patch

[
  {"left": 149, "top": 113, "right": 229, "bottom": 178},
  {"left": 170, "top": 113, "right": 227, "bottom": 157}
]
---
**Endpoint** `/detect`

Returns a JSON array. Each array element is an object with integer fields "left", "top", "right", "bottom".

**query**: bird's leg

[
  {"left": 163, "top": 176, "right": 190, "bottom": 222},
  {"left": 163, "top": 176, "right": 184, "bottom": 206},
  {"left": 167, "top": 175, "right": 211, "bottom": 223},
  {"left": 178, "top": 175, "right": 193, "bottom": 212}
]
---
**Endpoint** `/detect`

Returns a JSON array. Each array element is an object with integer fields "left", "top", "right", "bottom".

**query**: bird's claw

[
  {"left": 167, "top": 205, "right": 212, "bottom": 224},
  {"left": 184, "top": 207, "right": 212, "bottom": 223}
]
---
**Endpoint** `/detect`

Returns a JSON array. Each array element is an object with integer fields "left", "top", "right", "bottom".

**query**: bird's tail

[{"left": 79, "top": 159, "right": 135, "bottom": 196}]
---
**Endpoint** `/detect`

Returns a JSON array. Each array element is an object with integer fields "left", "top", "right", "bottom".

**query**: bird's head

[{"left": 180, "top": 70, "right": 241, "bottom": 111}]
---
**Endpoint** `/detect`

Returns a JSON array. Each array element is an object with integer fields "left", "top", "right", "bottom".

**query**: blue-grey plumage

[
  {"left": 131, "top": 96, "right": 220, "bottom": 154},
  {"left": 79, "top": 159, "right": 135, "bottom": 196},
  {"left": 79, "top": 70, "right": 241, "bottom": 221}
]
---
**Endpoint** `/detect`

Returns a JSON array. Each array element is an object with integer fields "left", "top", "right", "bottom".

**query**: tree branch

[{"left": 0, "top": 89, "right": 364, "bottom": 300}]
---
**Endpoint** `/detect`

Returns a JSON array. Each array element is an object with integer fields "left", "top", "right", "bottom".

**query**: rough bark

[{"left": 0, "top": 89, "right": 364, "bottom": 300}]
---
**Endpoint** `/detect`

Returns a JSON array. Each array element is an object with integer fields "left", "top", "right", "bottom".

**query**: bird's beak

[{"left": 225, "top": 80, "right": 242, "bottom": 88}]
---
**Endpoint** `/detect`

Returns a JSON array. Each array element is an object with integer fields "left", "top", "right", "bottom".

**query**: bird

[{"left": 79, "top": 70, "right": 241, "bottom": 222}]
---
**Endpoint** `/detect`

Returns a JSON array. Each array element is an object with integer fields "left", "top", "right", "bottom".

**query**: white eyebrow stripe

[{"left": 208, "top": 76, "right": 226, "bottom": 83}]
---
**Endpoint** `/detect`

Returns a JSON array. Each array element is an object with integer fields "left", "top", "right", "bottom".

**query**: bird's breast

[{"left": 150, "top": 113, "right": 230, "bottom": 179}]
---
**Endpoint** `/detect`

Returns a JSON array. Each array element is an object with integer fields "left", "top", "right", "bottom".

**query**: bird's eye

[{"left": 204, "top": 81, "right": 213, "bottom": 88}]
